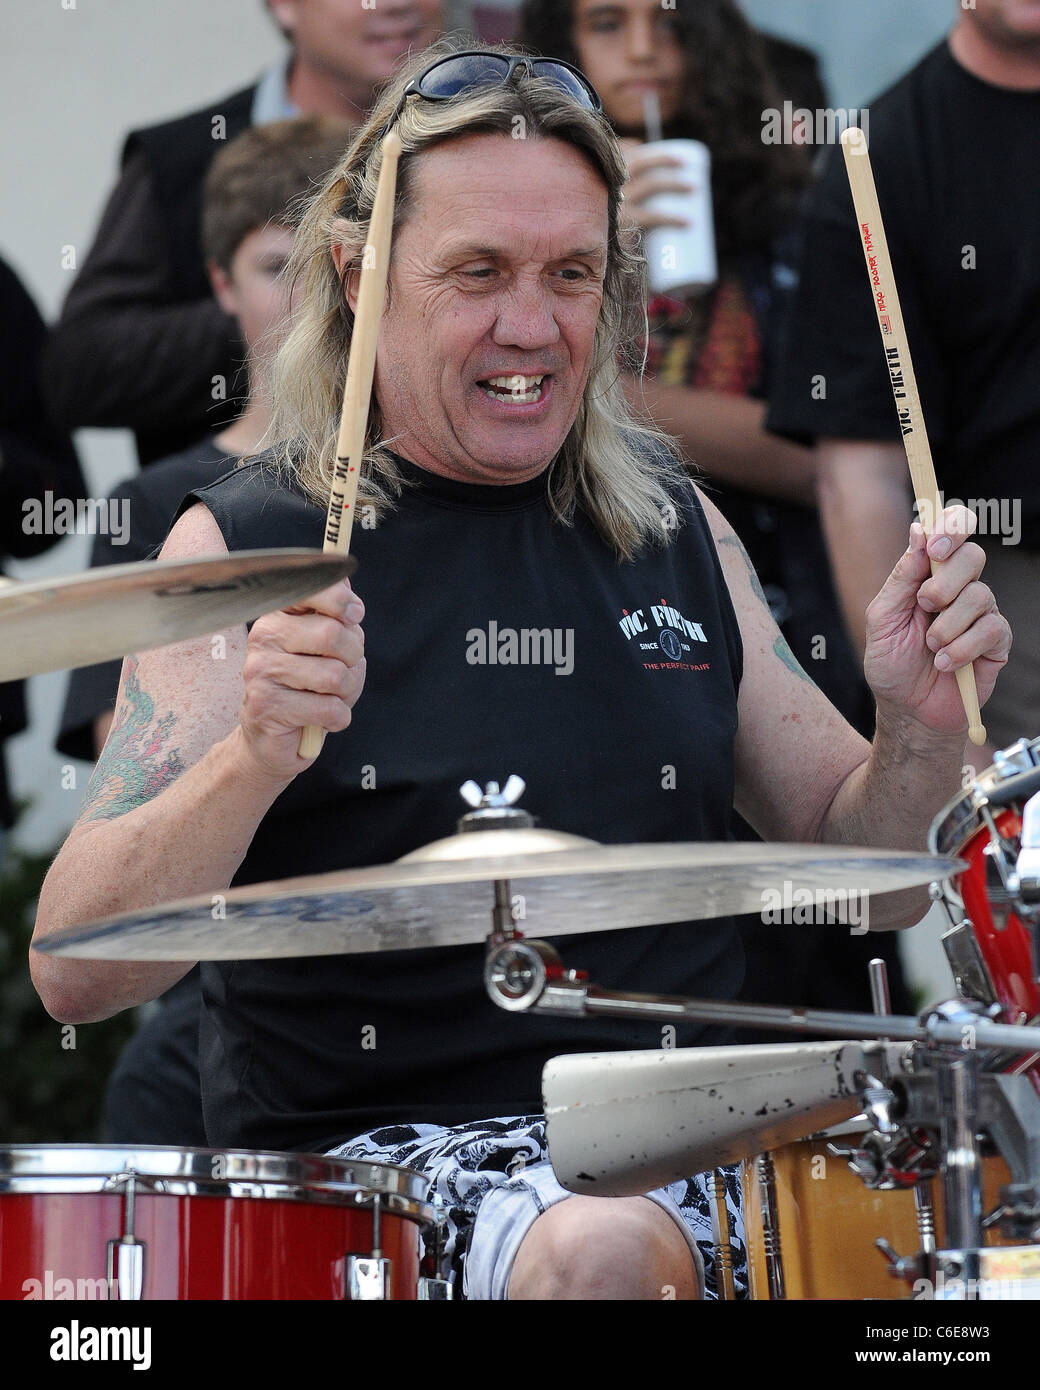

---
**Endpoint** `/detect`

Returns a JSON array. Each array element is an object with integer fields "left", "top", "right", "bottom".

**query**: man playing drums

[{"left": 32, "top": 45, "right": 1011, "bottom": 1300}]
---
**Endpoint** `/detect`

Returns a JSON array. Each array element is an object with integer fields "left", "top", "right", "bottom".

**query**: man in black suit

[
  {"left": 0, "top": 255, "right": 84, "bottom": 855},
  {"left": 42, "top": 0, "right": 443, "bottom": 466}
]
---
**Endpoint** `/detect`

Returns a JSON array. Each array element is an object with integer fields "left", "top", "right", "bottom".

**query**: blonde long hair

[{"left": 266, "top": 41, "right": 690, "bottom": 561}]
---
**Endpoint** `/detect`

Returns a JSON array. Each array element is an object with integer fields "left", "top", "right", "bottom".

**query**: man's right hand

[{"left": 238, "top": 577, "right": 366, "bottom": 782}]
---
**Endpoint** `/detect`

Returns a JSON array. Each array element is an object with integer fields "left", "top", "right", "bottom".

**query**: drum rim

[
  {"left": 929, "top": 737, "right": 1040, "bottom": 858},
  {"left": 0, "top": 1144, "right": 434, "bottom": 1224}
]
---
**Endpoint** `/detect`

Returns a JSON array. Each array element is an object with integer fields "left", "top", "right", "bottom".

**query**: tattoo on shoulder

[
  {"left": 716, "top": 533, "right": 770, "bottom": 609},
  {"left": 81, "top": 658, "right": 185, "bottom": 823},
  {"left": 717, "top": 533, "right": 818, "bottom": 687}
]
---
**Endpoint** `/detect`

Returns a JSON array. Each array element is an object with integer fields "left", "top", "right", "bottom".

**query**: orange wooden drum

[{"left": 741, "top": 1131, "right": 1019, "bottom": 1300}]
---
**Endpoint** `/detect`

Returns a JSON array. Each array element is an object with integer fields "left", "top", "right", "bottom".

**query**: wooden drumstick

[
  {"left": 840, "top": 126, "right": 986, "bottom": 747},
  {"left": 298, "top": 130, "right": 403, "bottom": 760}
]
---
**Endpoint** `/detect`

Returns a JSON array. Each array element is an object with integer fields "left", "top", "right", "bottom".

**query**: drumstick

[
  {"left": 298, "top": 130, "right": 403, "bottom": 760},
  {"left": 840, "top": 127, "right": 986, "bottom": 747}
]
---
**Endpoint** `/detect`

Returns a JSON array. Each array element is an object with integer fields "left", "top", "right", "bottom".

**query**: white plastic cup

[{"left": 639, "top": 139, "right": 717, "bottom": 297}]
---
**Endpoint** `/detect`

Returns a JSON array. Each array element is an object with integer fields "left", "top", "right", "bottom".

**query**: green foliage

[{"left": 0, "top": 842, "right": 136, "bottom": 1142}]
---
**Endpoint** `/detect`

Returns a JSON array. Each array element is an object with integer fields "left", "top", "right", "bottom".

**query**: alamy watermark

[
  {"left": 912, "top": 1269, "right": 1019, "bottom": 1302},
  {"left": 466, "top": 621, "right": 574, "bottom": 676},
  {"left": 22, "top": 492, "right": 129, "bottom": 545},
  {"left": 761, "top": 881, "right": 870, "bottom": 934},
  {"left": 761, "top": 101, "right": 869, "bottom": 148},
  {"left": 24, "top": 1271, "right": 109, "bottom": 1300},
  {"left": 49, "top": 1320, "right": 152, "bottom": 1370},
  {"left": 915, "top": 492, "right": 1021, "bottom": 547}
]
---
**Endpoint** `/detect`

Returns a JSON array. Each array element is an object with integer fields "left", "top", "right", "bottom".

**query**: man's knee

[{"left": 507, "top": 1194, "right": 699, "bottom": 1300}]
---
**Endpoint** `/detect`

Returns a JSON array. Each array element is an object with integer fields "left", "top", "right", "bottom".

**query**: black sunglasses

[{"left": 380, "top": 51, "right": 603, "bottom": 137}]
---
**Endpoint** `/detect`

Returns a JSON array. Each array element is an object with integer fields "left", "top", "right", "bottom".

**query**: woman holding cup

[{"left": 518, "top": 0, "right": 819, "bottom": 512}]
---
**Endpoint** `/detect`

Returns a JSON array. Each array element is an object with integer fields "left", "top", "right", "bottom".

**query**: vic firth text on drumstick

[{"left": 840, "top": 125, "right": 986, "bottom": 747}]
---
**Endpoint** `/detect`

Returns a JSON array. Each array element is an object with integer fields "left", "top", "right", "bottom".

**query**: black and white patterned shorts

[{"left": 327, "top": 1114, "right": 748, "bottom": 1300}]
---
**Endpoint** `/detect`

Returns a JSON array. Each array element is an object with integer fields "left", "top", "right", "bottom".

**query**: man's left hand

[{"left": 863, "top": 506, "right": 1012, "bottom": 736}]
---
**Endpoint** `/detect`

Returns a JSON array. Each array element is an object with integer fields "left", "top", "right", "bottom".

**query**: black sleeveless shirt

[{"left": 187, "top": 454, "right": 746, "bottom": 1151}]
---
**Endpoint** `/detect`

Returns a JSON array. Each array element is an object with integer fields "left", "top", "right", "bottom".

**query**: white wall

[{"left": 738, "top": 0, "right": 954, "bottom": 106}]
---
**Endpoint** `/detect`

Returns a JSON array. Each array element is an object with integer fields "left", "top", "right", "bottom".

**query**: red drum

[
  {"left": 930, "top": 738, "right": 1040, "bottom": 1030},
  {"left": 0, "top": 1146, "right": 433, "bottom": 1300}
]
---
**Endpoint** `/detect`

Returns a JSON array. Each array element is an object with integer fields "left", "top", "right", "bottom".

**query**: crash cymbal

[
  {"left": 37, "top": 839, "right": 961, "bottom": 961},
  {"left": 0, "top": 549, "right": 357, "bottom": 680},
  {"left": 543, "top": 1040, "right": 909, "bottom": 1196}
]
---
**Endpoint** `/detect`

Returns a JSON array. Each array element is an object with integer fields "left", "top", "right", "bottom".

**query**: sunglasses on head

[{"left": 379, "top": 50, "right": 603, "bottom": 139}]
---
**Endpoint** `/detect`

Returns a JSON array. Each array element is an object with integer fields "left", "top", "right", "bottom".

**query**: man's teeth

[{"left": 482, "top": 374, "right": 545, "bottom": 403}]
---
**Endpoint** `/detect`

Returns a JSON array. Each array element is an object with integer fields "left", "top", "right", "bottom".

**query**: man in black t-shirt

[
  {"left": 34, "top": 49, "right": 1012, "bottom": 1300},
  {"left": 767, "top": 1, "right": 1040, "bottom": 757}
]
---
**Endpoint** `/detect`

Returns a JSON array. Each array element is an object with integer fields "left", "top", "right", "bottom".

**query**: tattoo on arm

[
  {"left": 772, "top": 631, "right": 816, "bottom": 686},
  {"left": 716, "top": 533, "right": 770, "bottom": 608},
  {"left": 716, "top": 533, "right": 817, "bottom": 686},
  {"left": 81, "top": 657, "right": 185, "bottom": 823}
]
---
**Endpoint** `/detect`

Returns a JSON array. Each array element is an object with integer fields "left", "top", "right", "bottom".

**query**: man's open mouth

[{"left": 477, "top": 374, "right": 549, "bottom": 405}]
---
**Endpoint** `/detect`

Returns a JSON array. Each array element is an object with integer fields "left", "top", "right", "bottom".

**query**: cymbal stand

[{"left": 483, "top": 935, "right": 1040, "bottom": 1297}]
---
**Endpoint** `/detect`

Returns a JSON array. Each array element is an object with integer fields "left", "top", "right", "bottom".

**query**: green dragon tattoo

[{"left": 81, "top": 657, "right": 185, "bottom": 822}]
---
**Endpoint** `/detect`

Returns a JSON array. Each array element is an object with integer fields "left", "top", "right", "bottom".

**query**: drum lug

[
  {"left": 982, "top": 845, "right": 1016, "bottom": 928},
  {"left": 105, "top": 1168, "right": 145, "bottom": 1300},
  {"left": 754, "top": 1152, "right": 785, "bottom": 1300},
  {"left": 417, "top": 1276, "right": 453, "bottom": 1300},
  {"left": 345, "top": 1255, "right": 392, "bottom": 1301},
  {"left": 941, "top": 920, "right": 999, "bottom": 1007},
  {"left": 708, "top": 1169, "right": 736, "bottom": 1301},
  {"left": 977, "top": 800, "right": 1021, "bottom": 906},
  {"left": 346, "top": 1191, "right": 395, "bottom": 1299},
  {"left": 106, "top": 1237, "right": 145, "bottom": 1301}
]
